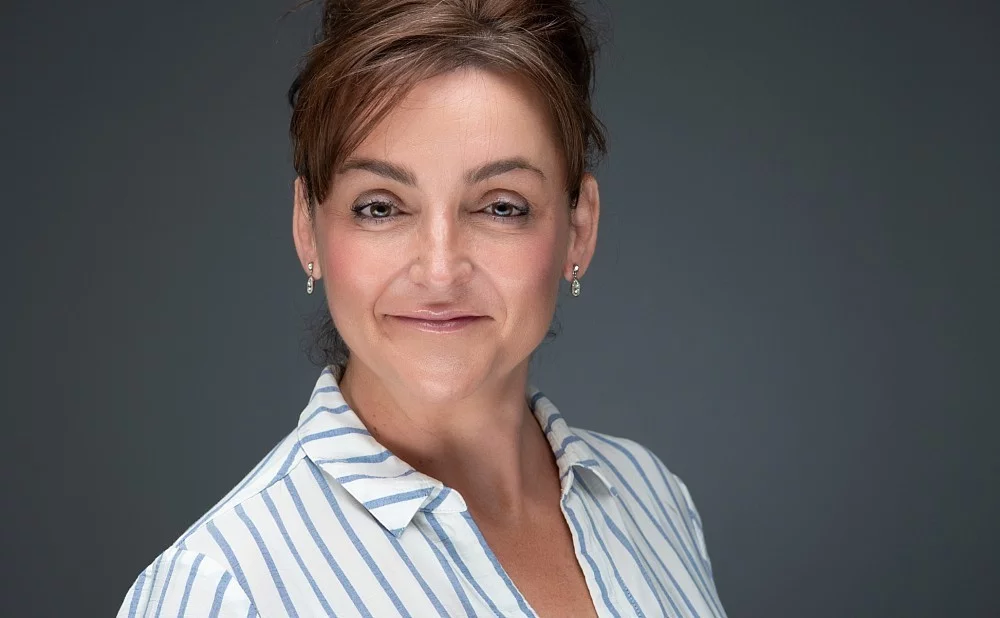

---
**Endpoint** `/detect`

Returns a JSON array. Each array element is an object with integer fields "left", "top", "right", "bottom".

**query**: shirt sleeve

[
  {"left": 672, "top": 472, "right": 715, "bottom": 574},
  {"left": 116, "top": 546, "right": 259, "bottom": 618}
]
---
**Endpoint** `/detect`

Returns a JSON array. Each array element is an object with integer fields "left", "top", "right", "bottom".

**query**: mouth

[{"left": 387, "top": 314, "right": 488, "bottom": 333}]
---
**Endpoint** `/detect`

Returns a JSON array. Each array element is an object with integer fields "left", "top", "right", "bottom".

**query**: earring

[
  {"left": 306, "top": 262, "right": 314, "bottom": 295},
  {"left": 571, "top": 264, "right": 581, "bottom": 297}
]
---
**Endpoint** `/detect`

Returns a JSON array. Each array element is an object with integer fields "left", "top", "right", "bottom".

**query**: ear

[
  {"left": 565, "top": 172, "right": 600, "bottom": 280},
  {"left": 292, "top": 176, "right": 322, "bottom": 279}
]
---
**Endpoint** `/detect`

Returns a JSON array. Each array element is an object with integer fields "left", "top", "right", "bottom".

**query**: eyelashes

[
  {"left": 350, "top": 198, "right": 530, "bottom": 225},
  {"left": 350, "top": 199, "right": 397, "bottom": 223}
]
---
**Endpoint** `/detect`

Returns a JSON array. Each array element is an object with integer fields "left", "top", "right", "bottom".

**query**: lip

[
  {"left": 392, "top": 309, "right": 485, "bottom": 321},
  {"left": 387, "top": 310, "right": 488, "bottom": 333}
]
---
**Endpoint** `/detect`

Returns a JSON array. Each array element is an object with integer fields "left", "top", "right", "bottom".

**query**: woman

[{"left": 117, "top": 0, "right": 727, "bottom": 616}]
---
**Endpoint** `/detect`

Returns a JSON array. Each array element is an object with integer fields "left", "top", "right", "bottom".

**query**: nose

[{"left": 408, "top": 206, "right": 474, "bottom": 290}]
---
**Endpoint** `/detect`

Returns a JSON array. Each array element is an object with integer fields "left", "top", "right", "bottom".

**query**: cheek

[
  {"left": 320, "top": 230, "right": 394, "bottom": 322},
  {"left": 489, "top": 232, "right": 562, "bottom": 321}
]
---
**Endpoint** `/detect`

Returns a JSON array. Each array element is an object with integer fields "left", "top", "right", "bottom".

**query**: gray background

[{"left": 2, "top": 0, "right": 998, "bottom": 616}]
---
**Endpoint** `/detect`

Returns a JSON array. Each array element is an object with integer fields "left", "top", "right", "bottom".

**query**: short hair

[{"left": 285, "top": 0, "right": 608, "bottom": 369}]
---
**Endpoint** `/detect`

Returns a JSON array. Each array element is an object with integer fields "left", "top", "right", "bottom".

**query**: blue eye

[{"left": 483, "top": 200, "right": 529, "bottom": 222}]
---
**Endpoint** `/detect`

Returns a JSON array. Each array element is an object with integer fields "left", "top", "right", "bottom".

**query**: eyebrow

[
  {"left": 466, "top": 157, "right": 546, "bottom": 184},
  {"left": 337, "top": 156, "right": 546, "bottom": 186}
]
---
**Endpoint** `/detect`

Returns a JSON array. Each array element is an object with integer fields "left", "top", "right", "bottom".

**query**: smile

[{"left": 387, "top": 315, "right": 488, "bottom": 333}]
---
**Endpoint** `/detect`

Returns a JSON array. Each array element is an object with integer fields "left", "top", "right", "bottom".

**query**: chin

[{"left": 389, "top": 352, "right": 497, "bottom": 404}]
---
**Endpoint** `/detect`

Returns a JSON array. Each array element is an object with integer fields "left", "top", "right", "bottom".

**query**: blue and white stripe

[{"left": 117, "top": 365, "right": 726, "bottom": 617}]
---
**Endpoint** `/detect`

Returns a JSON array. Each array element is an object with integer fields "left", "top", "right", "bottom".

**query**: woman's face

[{"left": 293, "top": 67, "right": 599, "bottom": 403}]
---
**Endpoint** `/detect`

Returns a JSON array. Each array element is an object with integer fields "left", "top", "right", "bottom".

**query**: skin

[{"left": 292, "top": 66, "right": 600, "bottom": 616}]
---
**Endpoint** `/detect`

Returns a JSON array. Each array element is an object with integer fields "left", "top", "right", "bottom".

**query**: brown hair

[{"left": 284, "top": 0, "right": 608, "bottom": 368}]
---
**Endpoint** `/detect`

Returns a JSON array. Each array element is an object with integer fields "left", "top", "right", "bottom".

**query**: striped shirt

[{"left": 117, "top": 365, "right": 727, "bottom": 617}]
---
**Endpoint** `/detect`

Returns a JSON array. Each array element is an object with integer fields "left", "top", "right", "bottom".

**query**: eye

[
  {"left": 482, "top": 199, "right": 529, "bottom": 221},
  {"left": 351, "top": 199, "right": 399, "bottom": 223}
]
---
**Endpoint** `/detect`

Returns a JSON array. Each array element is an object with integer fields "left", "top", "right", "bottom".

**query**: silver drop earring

[
  {"left": 571, "top": 264, "right": 581, "bottom": 297},
  {"left": 306, "top": 262, "right": 315, "bottom": 295}
]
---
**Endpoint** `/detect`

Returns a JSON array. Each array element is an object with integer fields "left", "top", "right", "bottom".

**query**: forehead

[{"left": 350, "top": 67, "right": 564, "bottom": 177}]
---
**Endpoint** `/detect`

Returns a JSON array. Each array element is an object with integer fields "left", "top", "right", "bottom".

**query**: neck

[{"left": 337, "top": 357, "right": 557, "bottom": 525}]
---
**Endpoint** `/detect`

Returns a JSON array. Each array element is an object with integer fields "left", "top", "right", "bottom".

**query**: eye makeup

[{"left": 349, "top": 197, "right": 532, "bottom": 225}]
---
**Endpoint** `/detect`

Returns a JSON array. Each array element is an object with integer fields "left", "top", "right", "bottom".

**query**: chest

[
  {"left": 474, "top": 506, "right": 600, "bottom": 618},
  {"left": 229, "top": 476, "right": 717, "bottom": 617}
]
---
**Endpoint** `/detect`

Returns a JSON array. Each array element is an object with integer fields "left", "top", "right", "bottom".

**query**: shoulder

[
  {"left": 571, "top": 426, "right": 678, "bottom": 504},
  {"left": 571, "top": 425, "right": 715, "bottom": 566},
  {"left": 173, "top": 427, "right": 306, "bottom": 547},
  {"left": 116, "top": 546, "right": 258, "bottom": 617},
  {"left": 117, "top": 428, "right": 306, "bottom": 617}
]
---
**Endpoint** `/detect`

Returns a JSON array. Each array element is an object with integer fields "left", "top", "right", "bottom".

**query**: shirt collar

[{"left": 296, "top": 365, "right": 616, "bottom": 537}]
